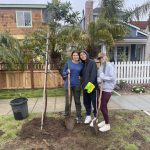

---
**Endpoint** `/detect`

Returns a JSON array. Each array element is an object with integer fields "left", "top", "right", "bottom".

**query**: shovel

[
  {"left": 93, "top": 81, "right": 103, "bottom": 134},
  {"left": 65, "top": 68, "right": 75, "bottom": 131}
]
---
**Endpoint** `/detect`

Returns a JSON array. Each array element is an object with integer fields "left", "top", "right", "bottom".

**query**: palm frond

[
  {"left": 124, "top": 1, "right": 150, "bottom": 21},
  {"left": 97, "top": 29, "right": 114, "bottom": 49}
]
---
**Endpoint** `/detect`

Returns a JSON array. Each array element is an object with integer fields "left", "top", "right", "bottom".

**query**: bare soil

[{"left": 1, "top": 110, "right": 150, "bottom": 150}]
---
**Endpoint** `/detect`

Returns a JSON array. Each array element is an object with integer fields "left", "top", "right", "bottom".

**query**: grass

[
  {"left": 0, "top": 113, "right": 57, "bottom": 146},
  {"left": 124, "top": 144, "right": 138, "bottom": 150},
  {"left": 0, "top": 88, "right": 65, "bottom": 99}
]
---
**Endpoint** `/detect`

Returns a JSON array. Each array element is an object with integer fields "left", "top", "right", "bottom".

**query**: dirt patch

[
  {"left": 130, "top": 130, "right": 145, "bottom": 142},
  {"left": 140, "top": 143, "right": 150, "bottom": 150},
  {"left": 1, "top": 110, "right": 150, "bottom": 150},
  {"left": 19, "top": 117, "right": 68, "bottom": 141}
]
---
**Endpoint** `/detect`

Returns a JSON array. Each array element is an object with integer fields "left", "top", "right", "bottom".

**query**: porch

[{"left": 110, "top": 38, "right": 147, "bottom": 62}]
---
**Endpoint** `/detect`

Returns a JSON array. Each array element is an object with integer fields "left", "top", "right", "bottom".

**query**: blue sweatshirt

[
  {"left": 97, "top": 62, "right": 116, "bottom": 92},
  {"left": 63, "top": 60, "right": 83, "bottom": 89}
]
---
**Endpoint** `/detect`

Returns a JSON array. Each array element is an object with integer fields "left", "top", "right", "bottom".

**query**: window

[
  {"left": 117, "top": 46, "right": 129, "bottom": 61},
  {"left": 16, "top": 11, "right": 32, "bottom": 27},
  {"left": 42, "top": 9, "right": 48, "bottom": 23}
]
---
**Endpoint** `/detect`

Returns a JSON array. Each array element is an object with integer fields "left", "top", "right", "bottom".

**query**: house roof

[
  {"left": 0, "top": 0, "right": 48, "bottom": 4},
  {"left": 0, "top": 0, "right": 48, "bottom": 8},
  {"left": 0, "top": 4, "right": 47, "bottom": 8},
  {"left": 130, "top": 21, "right": 148, "bottom": 30}
]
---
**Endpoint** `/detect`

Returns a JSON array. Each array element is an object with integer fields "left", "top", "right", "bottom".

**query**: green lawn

[
  {"left": 0, "top": 88, "right": 118, "bottom": 100},
  {"left": 0, "top": 88, "right": 65, "bottom": 99}
]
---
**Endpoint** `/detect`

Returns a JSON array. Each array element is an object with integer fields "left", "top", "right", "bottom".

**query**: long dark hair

[{"left": 71, "top": 50, "right": 79, "bottom": 59}]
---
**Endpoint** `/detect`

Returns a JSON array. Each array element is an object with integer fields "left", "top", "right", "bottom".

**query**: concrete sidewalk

[{"left": 0, "top": 95, "right": 150, "bottom": 115}]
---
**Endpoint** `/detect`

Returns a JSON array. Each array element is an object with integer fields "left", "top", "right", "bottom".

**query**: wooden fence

[
  {"left": 114, "top": 61, "right": 150, "bottom": 84},
  {"left": 0, "top": 61, "right": 150, "bottom": 89},
  {"left": 0, "top": 70, "right": 64, "bottom": 89}
]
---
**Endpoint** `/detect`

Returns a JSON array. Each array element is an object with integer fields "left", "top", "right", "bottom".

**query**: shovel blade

[
  {"left": 65, "top": 116, "right": 75, "bottom": 131},
  {"left": 93, "top": 120, "right": 99, "bottom": 135}
]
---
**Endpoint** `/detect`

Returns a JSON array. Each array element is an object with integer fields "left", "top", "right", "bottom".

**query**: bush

[
  {"left": 132, "top": 85, "right": 145, "bottom": 93},
  {"left": 118, "top": 80, "right": 127, "bottom": 90}
]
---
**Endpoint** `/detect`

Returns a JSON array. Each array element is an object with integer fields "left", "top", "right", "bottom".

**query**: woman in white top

[{"left": 97, "top": 53, "right": 116, "bottom": 132}]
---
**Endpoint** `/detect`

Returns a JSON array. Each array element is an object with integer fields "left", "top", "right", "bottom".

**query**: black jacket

[{"left": 80, "top": 50, "right": 97, "bottom": 89}]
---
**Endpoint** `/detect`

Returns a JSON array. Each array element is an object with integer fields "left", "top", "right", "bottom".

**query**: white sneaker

[
  {"left": 99, "top": 124, "right": 110, "bottom": 132},
  {"left": 84, "top": 116, "right": 92, "bottom": 124},
  {"left": 97, "top": 121, "right": 105, "bottom": 128},
  {"left": 89, "top": 117, "right": 98, "bottom": 127}
]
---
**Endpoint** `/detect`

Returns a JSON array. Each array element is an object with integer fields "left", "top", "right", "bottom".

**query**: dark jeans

[
  {"left": 83, "top": 90, "right": 97, "bottom": 117},
  {"left": 100, "top": 91, "right": 111, "bottom": 124},
  {"left": 65, "top": 86, "right": 81, "bottom": 118}
]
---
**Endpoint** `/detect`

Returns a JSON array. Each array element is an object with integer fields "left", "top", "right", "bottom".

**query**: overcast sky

[{"left": 0, "top": 0, "right": 148, "bottom": 19}]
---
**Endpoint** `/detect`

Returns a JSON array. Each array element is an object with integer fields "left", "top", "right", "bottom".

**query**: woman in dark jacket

[{"left": 79, "top": 50, "right": 98, "bottom": 126}]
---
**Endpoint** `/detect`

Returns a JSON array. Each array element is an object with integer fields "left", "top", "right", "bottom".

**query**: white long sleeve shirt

[{"left": 97, "top": 62, "right": 116, "bottom": 92}]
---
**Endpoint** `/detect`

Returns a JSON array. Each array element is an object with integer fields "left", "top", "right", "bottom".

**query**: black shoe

[{"left": 76, "top": 117, "right": 82, "bottom": 124}]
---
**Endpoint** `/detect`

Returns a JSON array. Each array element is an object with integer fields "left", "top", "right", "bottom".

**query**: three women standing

[{"left": 63, "top": 50, "right": 116, "bottom": 132}]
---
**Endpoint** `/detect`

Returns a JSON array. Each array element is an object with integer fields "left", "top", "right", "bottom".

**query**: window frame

[{"left": 16, "top": 11, "right": 32, "bottom": 28}]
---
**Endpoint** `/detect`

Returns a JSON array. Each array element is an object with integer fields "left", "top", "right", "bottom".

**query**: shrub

[
  {"left": 132, "top": 85, "right": 145, "bottom": 93},
  {"left": 118, "top": 80, "right": 127, "bottom": 90}
]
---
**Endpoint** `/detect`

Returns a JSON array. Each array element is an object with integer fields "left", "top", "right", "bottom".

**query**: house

[
  {"left": 130, "top": 21, "right": 149, "bottom": 32},
  {"left": 0, "top": 1, "right": 48, "bottom": 39},
  {"left": 112, "top": 23, "right": 149, "bottom": 62},
  {"left": 80, "top": 0, "right": 150, "bottom": 61}
]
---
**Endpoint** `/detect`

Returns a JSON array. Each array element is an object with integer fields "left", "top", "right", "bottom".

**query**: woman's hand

[{"left": 67, "top": 69, "right": 70, "bottom": 74}]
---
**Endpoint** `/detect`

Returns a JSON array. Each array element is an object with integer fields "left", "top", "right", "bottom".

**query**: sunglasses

[{"left": 97, "top": 57, "right": 103, "bottom": 60}]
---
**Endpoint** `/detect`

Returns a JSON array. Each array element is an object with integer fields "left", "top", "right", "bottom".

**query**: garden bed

[{"left": 115, "top": 83, "right": 150, "bottom": 95}]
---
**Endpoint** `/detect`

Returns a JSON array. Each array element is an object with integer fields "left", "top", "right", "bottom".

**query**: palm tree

[
  {"left": 0, "top": 32, "right": 29, "bottom": 70},
  {"left": 123, "top": 1, "right": 150, "bottom": 21},
  {"left": 79, "top": 21, "right": 115, "bottom": 58},
  {"left": 79, "top": 0, "right": 127, "bottom": 58},
  {"left": 80, "top": 0, "right": 150, "bottom": 58},
  {"left": 0, "top": 32, "right": 19, "bottom": 49}
]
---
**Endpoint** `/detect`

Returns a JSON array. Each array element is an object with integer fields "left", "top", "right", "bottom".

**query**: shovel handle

[
  {"left": 68, "top": 69, "right": 71, "bottom": 116},
  {"left": 96, "top": 81, "right": 103, "bottom": 118}
]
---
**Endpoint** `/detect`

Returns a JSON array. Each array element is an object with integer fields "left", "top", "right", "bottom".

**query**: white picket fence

[{"left": 114, "top": 61, "right": 150, "bottom": 84}]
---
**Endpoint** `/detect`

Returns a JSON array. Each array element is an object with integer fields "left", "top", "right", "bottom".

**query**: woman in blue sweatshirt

[{"left": 63, "top": 51, "right": 83, "bottom": 123}]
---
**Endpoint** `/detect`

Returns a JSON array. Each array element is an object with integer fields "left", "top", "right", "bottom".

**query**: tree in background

[
  {"left": 21, "top": 0, "right": 80, "bottom": 69},
  {"left": 80, "top": 0, "right": 150, "bottom": 58},
  {"left": 46, "top": 0, "right": 79, "bottom": 65},
  {"left": 0, "top": 32, "right": 30, "bottom": 70},
  {"left": 80, "top": 0, "right": 127, "bottom": 58},
  {"left": 123, "top": 0, "right": 150, "bottom": 22}
]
